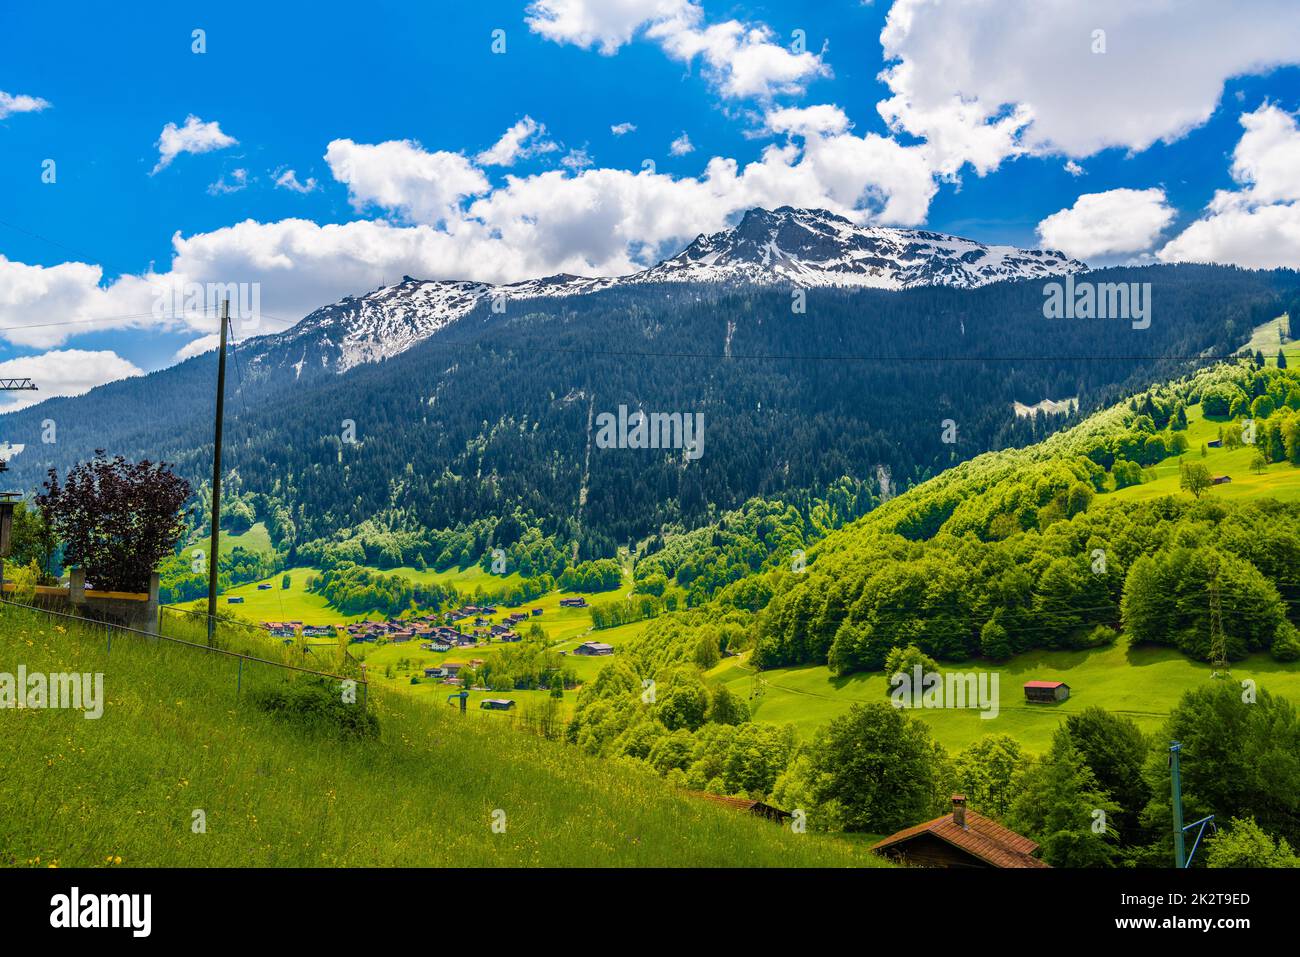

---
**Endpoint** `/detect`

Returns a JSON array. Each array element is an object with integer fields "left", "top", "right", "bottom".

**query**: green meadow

[
  {"left": 0, "top": 601, "right": 873, "bottom": 867},
  {"left": 177, "top": 565, "right": 361, "bottom": 626},
  {"left": 1107, "top": 394, "right": 1300, "bottom": 505},
  {"left": 710, "top": 638, "right": 1300, "bottom": 754}
]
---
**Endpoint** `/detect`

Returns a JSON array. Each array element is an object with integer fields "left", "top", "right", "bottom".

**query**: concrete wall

[{"left": 14, "top": 567, "right": 161, "bottom": 634}]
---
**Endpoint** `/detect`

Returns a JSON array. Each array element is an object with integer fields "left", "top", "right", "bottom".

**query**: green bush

[
  {"left": 248, "top": 677, "right": 379, "bottom": 739},
  {"left": 1272, "top": 622, "right": 1300, "bottom": 663}
]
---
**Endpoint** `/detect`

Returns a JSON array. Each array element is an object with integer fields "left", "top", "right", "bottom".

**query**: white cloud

[
  {"left": 560, "top": 147, "right": 594, "bottom": 171},
  {"left": 0, "top": 350, "right": 143, "bottom": 412},
  {"left": 325, "top": 138, "right": 490, "bottom": 225},
  {"left": 765, "top": 105, "right": 851, "bottom": 138},
  {"left": 1159, "top": 104, "right": 1300, "bottom": 268},
  {"left": 476, "top": 116, "right": 558, "bottom": 166},
  {"left": 0, "top": 256, "right": 169, "bottom": 349},
  {"left": 877, "top": 0, "right": 1300, "bottom": 178},
  {"left": 526, "top": 0, "right": 692, "bottom": 54},
  {"left": 610, "top": 122, "right": 637, "bottom": 136},
  {"left": 0, "top": 90, "right": 51, "bottom": 120},
  {"left": 1159, "top": 203, "right": 1300, "bottom": 269},
  {"left": 152, "top": 115, "right": 238, "bottom": 174},
  {"left": 527, "top": 0, "right": 829, "bottom": 100},
  {"left": 669, "top": 133, "right": 694, "bottom": 156},
  {"left": 207, "top": 168, "right": 248, "bottom": 195},
  {"left": 1036, "top": 188, "right": 1176, "bottom": 260},
  {"left": 1219, "top": 103, "right": 1300, "bottom": 207},
  {"left": 173, "top": 334, "right": 223, "bottom": 362},
  {"left": 274, "top": 168, "right": 318, "bottom": 193},
  {"left": 1064, "top": 160, "right": 1085, "bottom": 177}
]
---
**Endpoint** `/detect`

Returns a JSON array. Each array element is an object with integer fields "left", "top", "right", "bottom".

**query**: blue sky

[{"left": 1, "top": 0, "right": 1299, "bottom": 403}]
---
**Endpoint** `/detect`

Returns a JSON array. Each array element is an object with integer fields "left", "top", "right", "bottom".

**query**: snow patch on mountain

[{"left": 251, "top": 206, "right": 1086, "bottom": 374}]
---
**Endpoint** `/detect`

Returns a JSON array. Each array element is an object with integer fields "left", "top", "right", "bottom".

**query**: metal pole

[
  {"left": 1170, "top": 741, "right": 1186, "bottom": 868},
  {"left": 206, "top": 300, "right": 230, "bottom": 646}
]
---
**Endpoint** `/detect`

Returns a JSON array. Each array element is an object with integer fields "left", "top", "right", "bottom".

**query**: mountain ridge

[{"left": 253, "top": 206, "right": 1087, "bottom": 375}]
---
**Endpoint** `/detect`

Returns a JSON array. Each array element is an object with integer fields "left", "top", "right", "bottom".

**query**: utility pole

[
  {"left": 206, "top": 300, "right": 230, "bottom": 646},
  {"left": 1170, "top": 740, "right": 1216, "bottom": 868},
  {"left": 1170, "top": 741, "right": 1186, "bottom": 868}
]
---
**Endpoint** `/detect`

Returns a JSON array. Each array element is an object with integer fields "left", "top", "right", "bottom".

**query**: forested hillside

[
  {"left": 2, "top": 264, "right": 1294, "bottom": 564},
  {"left": 634, "top": 356, "right": 1300, "bottom": 676}
]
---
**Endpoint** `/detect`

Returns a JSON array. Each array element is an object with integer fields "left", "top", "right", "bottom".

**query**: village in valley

[{"left": 248, "top": 588, "right": 620, "bottom": 714}]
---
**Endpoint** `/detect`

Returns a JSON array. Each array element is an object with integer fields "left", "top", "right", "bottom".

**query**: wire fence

[{"left": 0, "top": 596, "right": 369, "bottom": 707}]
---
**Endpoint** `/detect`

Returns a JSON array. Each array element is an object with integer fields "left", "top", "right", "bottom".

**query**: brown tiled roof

[
  {"left": 685, "top": 791, "right": 792, "bottom": 819},
  {"left": 870, "top": 810, "right": 1049, "bottom": 868}
]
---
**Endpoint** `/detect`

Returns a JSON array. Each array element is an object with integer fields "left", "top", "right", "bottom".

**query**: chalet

[
  {"left": 257, "top": 583, "right": 273, "bottom": 591},
  {"left": 531, "top": 608, "right": 544, "bottom": 616},
  {"left": 303, "top": 625, "right": 334, "bottom": 638},
  {"left": 481, "top": 698, "right": 516, "bottom": 711},
  {"left": 497, "top": 631, "right": 521, "bottom": 643},
  {"left": 1023, "top": 680, "right": 1070, "bottom": 703},
  {"left": 559, "top": 597, "right": 588, "bottom": 608},
  {"left": 423, "top": 642, "right": 453, "bottom": 653},
  {"left": 686, "top": 791, "right": 791, "bottom": 823},
  {"left": 475, "top": 616, "right": 491, "bottom": 627},
  {"left": 871, "top": 796, "right": 1049, "bottom": 869},
  {"left": 1212, "top": 474, "right": 1232, "bottom": 485},
  {"left": 443, "top": 662, "right": 464, "bottom": 676},
  {"left": 227, "top": 596, "right": 245, "bottom": 604},
  {"left": 423, "top": 666, "right": 446, "bottom": 678},
  {"left": 1207, "top": 438, "right": 1223, "bottom": 448},
  {"left": 573, "top": 641, "right": 614, "bottom": 656}
]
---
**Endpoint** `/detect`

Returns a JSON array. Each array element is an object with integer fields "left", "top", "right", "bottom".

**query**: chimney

[{"left": 951, "top": 794, "right": 967, "bottom": 829}]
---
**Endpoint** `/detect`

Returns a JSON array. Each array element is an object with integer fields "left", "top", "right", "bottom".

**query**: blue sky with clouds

[{"left": 1, "top": 0, "right": 1299, "bottom": 406}]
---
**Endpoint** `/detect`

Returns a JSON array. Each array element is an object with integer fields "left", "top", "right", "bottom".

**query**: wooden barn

[
  {"left": 871, "top": 796, "right": 1049, "bottom": 868},
  {"left": 1023, "top": 680, "right": 1070, "bottom": 703},
  {"left": 480, "top": 698, "right": 516, "bottom": 711}
]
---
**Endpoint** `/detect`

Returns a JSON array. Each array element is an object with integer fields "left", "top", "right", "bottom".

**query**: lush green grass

[
  {"left": 710, "top": 638, "right": 1300, "bottom": 754},
  {"left": 176, "top": 566, "right": 365, "bottom": 626},
  {"left": 1237, "top": 313, "right": 1295, "bottom": 365},
  {"left": 0, "top": 602, "right": 875, "bottom": 867},
  {"left": 386, "top": 563, "right": 524, "bottom": 592},
  {"left": 1107, "top": 386, "right": 1300, "bottom": 505}
]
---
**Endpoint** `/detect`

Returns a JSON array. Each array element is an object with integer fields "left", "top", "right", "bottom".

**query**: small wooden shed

[{"left": 1023, "top": 680, "right": 1070, "bottom": 703}]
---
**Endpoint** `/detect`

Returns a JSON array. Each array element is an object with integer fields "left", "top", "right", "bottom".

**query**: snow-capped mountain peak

[
  {"left": 636, "top": 206, "right": 1083, "bottom": 290},
  {"left": 249, "top": 206, "right": 1085, "bottom": 375}
]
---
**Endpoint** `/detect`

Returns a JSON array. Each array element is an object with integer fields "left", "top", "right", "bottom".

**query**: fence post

[{"left": 236, "top": 657, "right": 244, "bottom": 698}]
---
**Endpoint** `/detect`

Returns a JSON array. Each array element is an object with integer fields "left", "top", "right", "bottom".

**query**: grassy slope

[
  {"left": 1101, "top": 314, "right": 1296, "bottom": 505},
  {"left": 711, "top": 640, "right": 1300, "bottom": 754},
  {"left": 0, "top": 603, "right": 871, "bottom": 867},
  {"left": 177, "top": 563, "right": 527, "bottom": 626},
  {"left": 699, "top": 316, "right": 1300, "bottom": 755}
]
